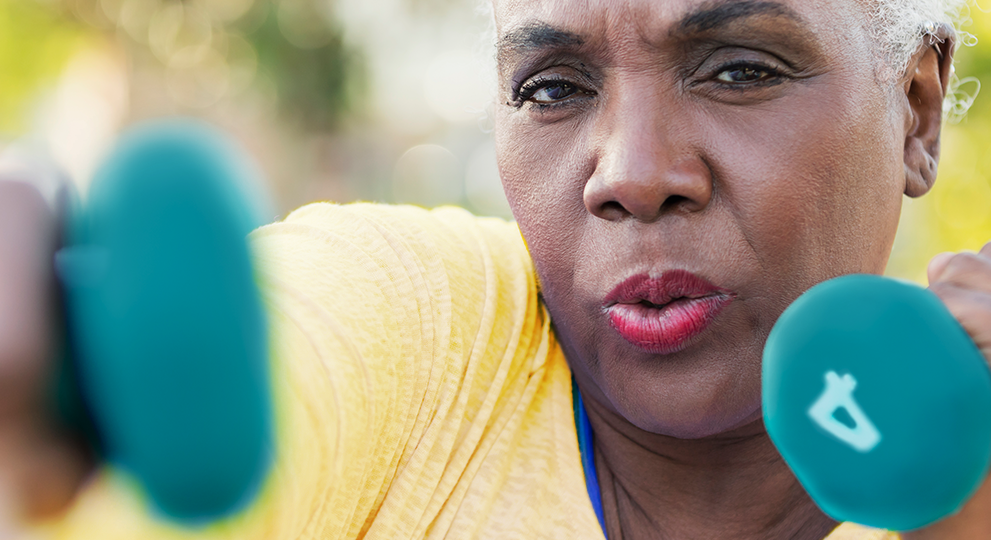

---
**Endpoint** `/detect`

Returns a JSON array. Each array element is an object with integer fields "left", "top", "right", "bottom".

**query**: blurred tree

[
  {"left": 240, "top": 1, "right": 362, "bottom": 130},
  {"left": 47, "top": 0, "right": 364, "bottom": 130}
]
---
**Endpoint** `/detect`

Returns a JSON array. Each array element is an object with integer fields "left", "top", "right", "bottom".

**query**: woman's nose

[{"left": 582, "top": 102, "right": 713, "bottom": 223}]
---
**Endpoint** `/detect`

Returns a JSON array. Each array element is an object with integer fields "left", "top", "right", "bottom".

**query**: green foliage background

[
  {"left": 5, "top": 0, "right": 991, "bottom": 286},
  {"left": 0, "top": 0, "right": 88, "bottom": 134}
]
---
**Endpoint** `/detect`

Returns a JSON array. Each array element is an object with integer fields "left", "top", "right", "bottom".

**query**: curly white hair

[
  {"left": 870, "top": 0, "right": 977, "bottom": 117},
  {"left": 872, "top": 0, "right": 971, "bottom": 71}
]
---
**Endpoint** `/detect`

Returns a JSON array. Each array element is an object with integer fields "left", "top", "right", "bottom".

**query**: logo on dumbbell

[{"left": 808, "top": 371, "right": 881, "bottom": 452}]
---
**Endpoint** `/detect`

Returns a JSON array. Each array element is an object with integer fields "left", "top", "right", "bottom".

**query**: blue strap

[{"left": 573, "top": 376, "right": 608, "bottom": 537}]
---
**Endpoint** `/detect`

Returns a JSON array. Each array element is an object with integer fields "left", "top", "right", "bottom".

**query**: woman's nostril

[
  {"left": 600, "top": 201, "right": 628, "bottom": 219},
  {"left": 596, "top": 195, "right": 695, "bottom": 223},
  {"left": 662, "top": 195, "right": 690, "bottom": 211}
]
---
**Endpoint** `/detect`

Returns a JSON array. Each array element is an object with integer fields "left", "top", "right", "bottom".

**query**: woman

[{"left": 1, "top": 0, "right": 990, "bottom": 538}]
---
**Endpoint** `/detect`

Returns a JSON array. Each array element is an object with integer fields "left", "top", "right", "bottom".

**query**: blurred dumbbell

[
  {"left": 763, "top": 274, "right": 991, "bottom": 530},
  {"left": 56, "top": 119, "right": 274, "bottom": 523}
]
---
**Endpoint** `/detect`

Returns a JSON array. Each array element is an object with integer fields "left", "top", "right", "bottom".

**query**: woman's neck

[{"left": 582, "top": 395, "right": 837, "bottom": 540}]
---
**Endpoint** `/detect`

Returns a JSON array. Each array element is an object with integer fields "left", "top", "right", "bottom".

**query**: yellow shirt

[{"left": 35, "top": 203, "right": 896, "bottom": 539}]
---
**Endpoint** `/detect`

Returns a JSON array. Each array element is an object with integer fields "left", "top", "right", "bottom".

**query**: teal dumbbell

[
  {"left": 763, "top": 274, "right": 991, "bottom": 530},
  {"left": 56, "top": 119, "right": 274, "bottom": 523}
]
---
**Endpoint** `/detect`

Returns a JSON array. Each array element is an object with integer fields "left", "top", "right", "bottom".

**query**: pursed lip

[{"left": 603, "top": 270, "right": 737, "bottom": 354}]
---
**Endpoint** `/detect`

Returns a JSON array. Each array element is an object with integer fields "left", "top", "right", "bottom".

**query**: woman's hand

[
  {"left": 0, "top": 178, "right": 92, "bottom": 531},
  {"left": 902, "top": 244, "right": 991, "bottom": 539}
]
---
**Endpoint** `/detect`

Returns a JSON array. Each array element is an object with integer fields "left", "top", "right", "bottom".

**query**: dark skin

[
  {"left": 0, "top": 182, "right": 93, "bottom": 523},
  {"left": 1, "top": 0, "right": 991, "bottom": 538},
  {"left": 493, "top": 0, "right": 990, "bottom": 538}
]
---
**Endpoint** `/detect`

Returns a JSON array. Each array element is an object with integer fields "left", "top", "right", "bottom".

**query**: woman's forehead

[{"left": 493, "top": 0, "right": 869, "bottom": 54}]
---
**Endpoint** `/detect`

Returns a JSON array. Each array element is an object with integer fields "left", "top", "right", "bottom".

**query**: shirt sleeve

[{"left": 33, "top": 202, "right": 544, "bottom": 540}]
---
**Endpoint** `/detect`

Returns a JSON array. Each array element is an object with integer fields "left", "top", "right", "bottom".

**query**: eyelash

[
  {"left": 709, "top": 61, "right": 785, "bottom": 87},
  {"left": 513, "top": 76, "right": 589, "bottom": 109},
  {"left": 511, "top": 60, "right": 786, "bottom": 109}
]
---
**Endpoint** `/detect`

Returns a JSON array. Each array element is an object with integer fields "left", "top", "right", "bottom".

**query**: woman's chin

[
  {"left": 605, "top": 377, "right": 766, "bottom": 440},
  {"left": 630, "top": 408, "right": 763, "bottom": 441}
]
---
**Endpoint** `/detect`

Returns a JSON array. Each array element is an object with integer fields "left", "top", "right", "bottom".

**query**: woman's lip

[{"left": 603, "top": 270, "right": 736, "bottom": 354}]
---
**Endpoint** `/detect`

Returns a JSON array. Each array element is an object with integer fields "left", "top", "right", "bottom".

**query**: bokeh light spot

[
  {"left": 423, "top": 49, "right": 491, "bottom": 124},
  {"left": 392, "top": 144, "right": 461, "bottom": 207},
  {"left": 277, "top": 0, "right": 335, "bottom": 50},
  {"left": 465, "top": 139, "right": 511, "bottom": 219}
]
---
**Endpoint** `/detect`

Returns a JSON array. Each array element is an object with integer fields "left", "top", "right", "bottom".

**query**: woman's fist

[
  {"left": 0, "top": 174, "right": 91, "bottom": 527},
  {"left": 903, "top": 245, "right": 991, "bottom": 539}
]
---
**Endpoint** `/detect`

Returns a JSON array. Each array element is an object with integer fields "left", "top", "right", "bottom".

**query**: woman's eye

[
  {"left": 527, "top": 82, "right": 578, "bottom": 103},
  {"left": 715, "top": 65, "right": 774, "bottom": 84}
]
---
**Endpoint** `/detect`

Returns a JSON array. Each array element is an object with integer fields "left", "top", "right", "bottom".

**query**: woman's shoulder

[
  {"left": 251, "top": 202, "right": 535, "bottom": 309},
  {"left": 272, "top": 201, "right": 522, "bottom": 245}
]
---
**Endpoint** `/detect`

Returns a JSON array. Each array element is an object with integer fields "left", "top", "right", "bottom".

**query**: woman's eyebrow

[
  {"left": 497, "top": 0, "right": 805, "bottom": 64},
  {"left": 677, "top": 0, "right": 802, "bottom": 34},
  {"left": 497, "top": 22, "right": 583, "bottom": 65}
]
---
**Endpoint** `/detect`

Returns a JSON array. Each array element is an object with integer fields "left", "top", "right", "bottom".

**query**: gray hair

[
  {"left": 872, "top": 0, "right": 971, "bottom": 70},
  {"left": 870, "top": 0, "right": 978, "bottom": 118}
]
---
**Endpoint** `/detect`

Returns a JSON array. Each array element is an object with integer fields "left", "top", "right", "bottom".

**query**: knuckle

[
  {"left": 928, "top": 281, "right": 955, "bottom": 298},
  {"left": 980, "top": 240, "right": 991, "bottom": 257},
  {"left": 939, "top": 288, "right": 991, "bottom": 326},
  {"left": 940, "top": 252, "right": 991, "bottom": 283}
]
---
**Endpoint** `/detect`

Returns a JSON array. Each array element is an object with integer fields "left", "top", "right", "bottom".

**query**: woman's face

[{"left": 493, "top": 0, "right": 917, "bottom": 438}]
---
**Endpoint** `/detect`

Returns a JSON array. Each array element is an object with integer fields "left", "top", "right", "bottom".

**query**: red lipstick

[{"left": 604, "top": 270, "right": 735, "bottom": 354}]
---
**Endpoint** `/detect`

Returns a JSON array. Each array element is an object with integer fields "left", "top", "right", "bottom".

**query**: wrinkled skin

[{"left": 492, "top": 0, "right": 987, "bottom": 538}]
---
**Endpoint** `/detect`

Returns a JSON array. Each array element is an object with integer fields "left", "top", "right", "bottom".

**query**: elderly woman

[{"left": 1, "top": 0, "right": 990, "bottom": 538}]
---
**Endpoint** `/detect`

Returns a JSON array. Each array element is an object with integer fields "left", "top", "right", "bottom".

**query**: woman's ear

[{"left": 904, "top": 23, "right": 955, "bottom": 198}]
